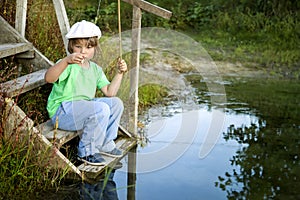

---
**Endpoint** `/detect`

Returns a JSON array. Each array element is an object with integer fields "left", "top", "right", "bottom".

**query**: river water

[
  {"left": 77, "top": 29, "right": 299, "bottom": 199},
  {"left": 54, "top": 72, "right": 298, "bottom": 200}
]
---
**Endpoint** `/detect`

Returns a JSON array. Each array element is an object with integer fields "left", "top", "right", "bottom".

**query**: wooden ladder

[{"left": 0, "top": 15, "right": 136, "bottom": 181}]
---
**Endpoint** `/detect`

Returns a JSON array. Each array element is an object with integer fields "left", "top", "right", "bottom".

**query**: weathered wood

[
  {"left": 52, "top": 0, "right": 70, "bottom": 53},
  {"left": 0, "top": 16, "right": 53, "bottom": 71},
  {"left": 0, "top": 43, "right": 33, "bottom": 58},
  {"left": 18, "top": 47, "right": 54, "bottom": 72},
  {"left": 0, "top": 69, "right": 46, "bottom": 97},
  {"left": 122, "top": 0, "right": 172, "bottom": 19},
  {"left": 32, "top": 127, "right": 83, "bottom": 177},
  {"left": 37, "top": 120, "right": 133, "bottom": 147},
  {"left": 3, "top": 98, "right": 34, "bottom": 136},
  {"left": 36, "top": 121, "right": 137, "bottom": 180},
  {"left": 35, "top": 120, "right": 82, "bottom": 148},
  {"left": 33, "top": 115, "right": 136, "bottom": 180},
  {"left": 119, "top": 125, "right": 133, "bottom": 138},
  {"left": 15, "top": 0, "right": 27, "bottom": 37},
  {"left": 127, "top": 146, "right": 137, "bottom": 200},
  {"left": 15, "top": 49, "right": 35, "bottom": 59},
  {"left": 129, "top": 6, "right": 142, "bottom": 136},
  {"left": 3, "top": 98, "right": 82, "bottom": 177}
]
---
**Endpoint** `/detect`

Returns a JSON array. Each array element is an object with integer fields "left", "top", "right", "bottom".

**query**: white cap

[{"left": 66, "top": 20, "right": 102, "bottom": 39}]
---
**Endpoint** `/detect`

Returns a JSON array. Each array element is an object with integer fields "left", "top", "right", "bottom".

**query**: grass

[
  {"left": 0, "top": 1, "right": 72, "bottom": 197},
  {"left": 138, "top": 84, "right": 168, "bottom": 108},
  {"left": 184, "top": 12, "right": 300, "bottom": 78},
  {"left": 0, "top": 125, "right": 67, "bottom": 199}
]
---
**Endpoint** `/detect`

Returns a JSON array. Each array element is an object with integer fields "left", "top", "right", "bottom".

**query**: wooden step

[
  {"left": 0, "top": 43, "right": 33, "bottom": 58},
  {"left": 36, "top": 120, "right": 134, "bottom": 147},
  {"left": 78, "top": 137, "right": 137, "bottom": 179},
  {"left": 0, "top": 69, "right": 46, "bottom": 97},
  {"left": 36, "top": 120, "right": 137, "bottom": 179},
  {"left": 35, "top": 120, "right": 82, "bottom": 147},
  {"left": 36, "top": 119, "right": 137, "bottom": 179}
]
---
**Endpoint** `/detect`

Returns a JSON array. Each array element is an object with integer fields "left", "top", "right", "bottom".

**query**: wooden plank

[
  {"left": 35, "top": 120, "right": 82, "bottom": 148},
  {"left": 127, "top": 147, "right": 137, "bottom": 200},
  {"left": 119, "top": 125, "right": 133, "bottom": 138},
  {"left": 3, "top": 98, "right": 34, "bottom": 137},
  {"left": 0, "top": 16, "right": 28, "bottom": 43},
  {"left": 31, "top": 127, "right": 83, "bottom": 178},
  {"left": 129, "top": 6, "right": 142, "bottom": 136},
  {"left": 4, "top": 99, "right": 82, "bottom": 178},
  {"left": 52, "top": 0, "right": 70, "bottom": 54},
  {"left": 0, "top": 43, "right": 33, "bottom": 58},
  {"left": 15, "top": 49, "right": 35, "bottom": 59},
  {"left": 122, "top": 0, "right": 172, "bottom": 19},
  {"left": 77, "top": 138, "right": 137, "bottom": 179},
  {"left": 0, "top": 69, "right": 46, "bottom": 97},
  {"left": 36, "top": 120, "right": 134, "bottom": 146},
  {"left": 15, "top": 0, "right": 27, "bottom": 37},
  {"left": 43, "top": 129, "right": 79, "bottom": 146}
]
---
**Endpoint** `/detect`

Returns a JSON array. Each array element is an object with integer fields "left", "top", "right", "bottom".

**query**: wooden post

[
  {"left": 121, "top": 0, "right": 171, "bottom": 136},
  {"left": 15, "top": 0, "right": 27, "bottom": 37},
  {"left": 127, "top": 146, "right": 137, "bottom": 200},
  {"left": 52, "top": 0, "right": 70, "bottom": 54},
  {"left": 129, "top": 6, "right": 142, "bottom": 136}
]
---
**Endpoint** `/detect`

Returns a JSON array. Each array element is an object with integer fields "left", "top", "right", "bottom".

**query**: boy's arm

[{"left": 44, "top": 53, "right": 84, "bottom": 83}]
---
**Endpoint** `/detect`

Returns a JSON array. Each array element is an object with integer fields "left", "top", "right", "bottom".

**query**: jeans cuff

[{"left": 99, "top": 140, "right": 116, "bottom": 152}]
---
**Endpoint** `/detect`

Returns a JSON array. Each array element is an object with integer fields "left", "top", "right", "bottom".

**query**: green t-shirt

[{"left": 46, "top": 61, "right": 110, "bottom": 118}]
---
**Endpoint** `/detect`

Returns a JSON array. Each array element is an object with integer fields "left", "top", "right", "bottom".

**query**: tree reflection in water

[{"left": 214, "top": 78, "right": 300, "bottom": 199}]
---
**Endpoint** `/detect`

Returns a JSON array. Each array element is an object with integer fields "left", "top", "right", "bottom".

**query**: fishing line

[{"left": 118, "top": 0, "right": 122, "bottom": 59}]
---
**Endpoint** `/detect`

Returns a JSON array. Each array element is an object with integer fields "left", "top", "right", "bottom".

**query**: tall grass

[
  {"left": 26, "top": 0, "right": 66, "bottom": 61},
  {"left": 0, "top": 0, "right": 68, "bottom": 197},
  {"left": 0, "top": 77, "right": 65, "bottom": 198},
  {"left": 0, "top": 131, "right": 63, "bottom": 199}
]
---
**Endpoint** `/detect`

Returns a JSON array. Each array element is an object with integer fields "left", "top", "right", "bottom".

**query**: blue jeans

[{"left": 51, "top": 97, "right": 124, "bottom": 157}]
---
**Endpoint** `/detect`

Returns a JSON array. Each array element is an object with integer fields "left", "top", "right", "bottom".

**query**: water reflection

[
  {"left": 213, "top": 78, "right": 300, "bottom": 199},
  {"left": 79, "top": 147, "right": 137, "bottom": 200},
  {"left": 216, "top": 122, "right": 300, "bottom": 199},
  {"left": 113, "top": 109, "right": 257, "bottom": 199},
  {"left": 79, "top": 170, "right": 118, "bottom": 200},
  {"left": 43, "top": 148, "right": 137, "bottom": 200}
]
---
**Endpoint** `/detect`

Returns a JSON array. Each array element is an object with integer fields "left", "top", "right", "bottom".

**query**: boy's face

[{"left": 73, "top": 39, "right": 95, "bottom": 60}]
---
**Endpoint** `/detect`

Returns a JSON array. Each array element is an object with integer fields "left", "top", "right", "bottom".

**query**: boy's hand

[
  {"left": 67, "top": 53, "right": 85, "bottom": 64},
  {"left": 117, "top": 58, "right": 127, "bottom": 74}
]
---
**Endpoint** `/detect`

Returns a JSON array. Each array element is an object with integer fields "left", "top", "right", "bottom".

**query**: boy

[{"left": 45, "top": 20, "right": 127, "bottom": 165}]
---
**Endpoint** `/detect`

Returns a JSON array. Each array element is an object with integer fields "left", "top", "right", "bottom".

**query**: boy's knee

[
  {"left": 112, "top": 97, "right": 124, "bottom": 110},
  {"left": 96, "top": 102, "right": 111, "bottom": 116}
]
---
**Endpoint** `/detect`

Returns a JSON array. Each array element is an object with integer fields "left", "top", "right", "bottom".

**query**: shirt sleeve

[
  {"left": 58, "top": 66, "right": 71, "bottom": 83},
  {"left": 54, "top": 59, "right": 71, "bottom": 83},
  {"left": 96, "top": 64, "right": 110, "bottom": 89}
]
